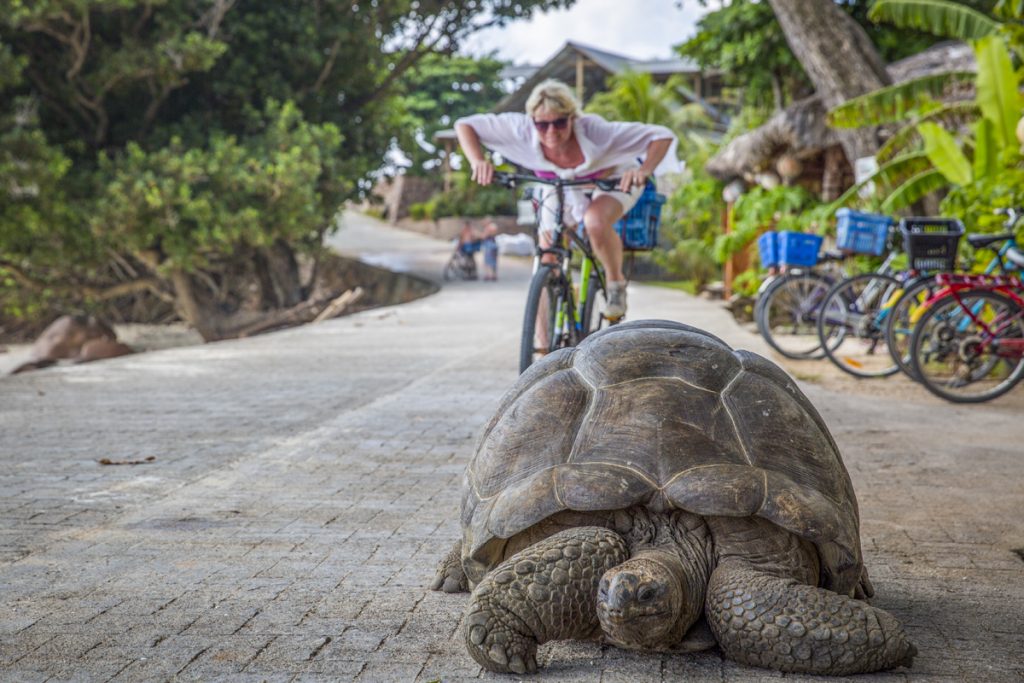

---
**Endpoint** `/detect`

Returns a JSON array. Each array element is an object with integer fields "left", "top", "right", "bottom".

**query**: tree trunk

[{"left": 767, "top": 0, "right": 892, "bottom": 162}]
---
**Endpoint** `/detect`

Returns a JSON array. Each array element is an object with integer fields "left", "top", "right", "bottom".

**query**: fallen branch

[
  {"left": 313, "top": 287, "right": 363, "bottom": 323},
  {"left": 99, "top": 456, "right": 156, "bottom": 466}
]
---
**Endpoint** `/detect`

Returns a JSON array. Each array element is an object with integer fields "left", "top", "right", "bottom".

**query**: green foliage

[
  {"left": 423, "top": 167, "right": 515, "bottom": 219},
  {"left": 0, "top": 0, "right": 569, "bottom": 329},
  {"left": 394, "top": 52, "right": 507, "bottom": 175},
  {"left": 92, "top": 101, "right": 343, "bottom": 271},
  {"left": 713, "top": 185, "right": 823, "bottom": 263},
  {"left": 869, "top": 0, "right": 1000, "bottom": 39}
]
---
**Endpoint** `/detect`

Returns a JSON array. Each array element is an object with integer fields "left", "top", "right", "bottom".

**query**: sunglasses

[{"left": 533, "top": 116, "right": 570, "bottom": 132}]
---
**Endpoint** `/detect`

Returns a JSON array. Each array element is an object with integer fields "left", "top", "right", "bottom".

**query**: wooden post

[
  {"left": 576, "top": 54, "right": 585, "bottom": 103},
  {"left": 723, "top": 202, "right": 735, "bottom": 297}
]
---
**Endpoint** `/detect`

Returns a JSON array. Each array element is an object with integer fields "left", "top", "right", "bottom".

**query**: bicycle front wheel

[
  {"left": 519, "top": 265, "right": 570, "bottom": 373},
  {"left": 817, "top": 273, "right": 902, "bottom": 378},
  {"left": 909, "top": 289, "right": 1024, "bottom": 402},
  {"left": 579, "top": 270, "right": 606, "bottom": 341},
  {"left": 757, "top": 272, "right": 834, "bottom": 359}
]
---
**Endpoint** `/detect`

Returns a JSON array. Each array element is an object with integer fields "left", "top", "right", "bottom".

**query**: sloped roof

[{"left": 493, "top": 41, "right": 702, "bottom": 113}]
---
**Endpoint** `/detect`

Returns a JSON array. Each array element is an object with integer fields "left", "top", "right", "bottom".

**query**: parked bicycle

[
  {"left": 908, "top": 271, "right": 1024, "bottom": 402},
  {"left": 754, "top": 231, "right": 848, "bottom": 360}
]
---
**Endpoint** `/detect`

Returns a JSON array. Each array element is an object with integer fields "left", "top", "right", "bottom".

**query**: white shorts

[{"left": 536, "top": 182, "right": 644, "bottom": 243}]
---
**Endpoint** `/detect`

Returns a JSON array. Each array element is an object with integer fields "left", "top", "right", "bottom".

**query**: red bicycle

[{"left": 909, "top": 272, "right": 1024, "bottom": 402}]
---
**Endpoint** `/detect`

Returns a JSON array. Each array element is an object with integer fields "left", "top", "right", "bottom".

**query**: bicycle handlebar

[{"left": 491, "top": 170, "right": 622, "bottom": 192}]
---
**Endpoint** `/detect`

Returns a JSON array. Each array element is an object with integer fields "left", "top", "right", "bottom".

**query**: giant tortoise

[{"left": 431, "top": 320, "right": 914, "bottom": 676}]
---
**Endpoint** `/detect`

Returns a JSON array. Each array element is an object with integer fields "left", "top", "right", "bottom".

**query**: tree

[
  {"left": 0, "top": 0, "right": 572, "bottom": 340},
  {"left": 766, "top": 0, "right": 893, "bottom": 161}
]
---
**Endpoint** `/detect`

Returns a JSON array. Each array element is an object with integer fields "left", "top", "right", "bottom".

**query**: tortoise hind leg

[
  {"left": 430, "top": 539, "right": 469, "bottom": 593},
  {"left": 463, "top": 526, "right": 628, "bottom": 674},
  {"left": 706, "top": 558, "right": 915, "bottom": 675}
]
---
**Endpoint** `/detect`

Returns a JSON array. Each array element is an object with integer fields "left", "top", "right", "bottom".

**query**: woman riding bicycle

[{"left": 454, "top": 79, "right": 680, "bottom": 319}]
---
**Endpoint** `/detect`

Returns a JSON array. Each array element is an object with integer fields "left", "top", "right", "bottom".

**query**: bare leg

[
  {"left": 706, "top": 558, "right": 915, "bottom": 675},
  {"left": 463, "top": 526, "right": 628, "bottom": 674},
  {"left": 584, "top": 195, "right": 627, "bottom": 282}
]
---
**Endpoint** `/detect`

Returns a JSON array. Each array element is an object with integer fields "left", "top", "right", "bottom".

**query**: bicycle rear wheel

[
  {"left": 817, "top": 273, "right": 902, "bottom": 378},
  {"left": 520, "top": 265, "right": 571, "bottom": 373},
  {"left": 909, "top": 289, "right": 1024, "bottom": 402},
  {"left": 757, "top": 271, "right": 835, "bottom": 359},
  {"left": 884, "top": 274, "right": 939, "bottom": 379}
]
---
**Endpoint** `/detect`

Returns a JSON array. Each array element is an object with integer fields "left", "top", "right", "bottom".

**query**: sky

[{"left": 460, "top": 0, "right": 713, "bottom": 65}]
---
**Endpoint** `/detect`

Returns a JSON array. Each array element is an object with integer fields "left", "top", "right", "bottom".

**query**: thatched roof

[{"left": 705, "top": 42, "right": 976, "bottom": 182}]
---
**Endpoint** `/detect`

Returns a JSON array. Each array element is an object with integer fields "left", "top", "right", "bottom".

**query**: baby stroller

[{"left": 443, "top": 239, "right": 480, "bottom": 281}]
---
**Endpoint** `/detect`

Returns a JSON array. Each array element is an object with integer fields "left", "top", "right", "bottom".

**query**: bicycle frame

[
  {"left": 499, "top": 172, "right": 612, "bottom": 336},
  {"left": 920, "top": 273, "right": 1024, "bottom": 357}
]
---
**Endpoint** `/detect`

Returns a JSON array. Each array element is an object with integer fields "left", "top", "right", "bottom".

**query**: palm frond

[
  {"left": 869, "top": 0, "right": 1000, "bottom": 40},
  {"left": 831, "top": 151, "right": 932, "bottom": 208},
  {"left": 876, "top": 101, "right": 981, "bottom": 163},
  {"left": 827, "top": 72, "right": 975, "bottom": 128},
  {"left": 881, "top": 169, "right": 949, "bottom": 211}
]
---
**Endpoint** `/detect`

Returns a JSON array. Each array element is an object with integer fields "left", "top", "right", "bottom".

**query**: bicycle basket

[
  {"left": 835, "top": 209, "right": 892, "bottom": 256},
  {"left": 757, "top": 231, "right": 779, "bottom": 268},
  {"left": 778, "top": 231, "right": 822, "bottom": 267},
  {"left": 614, "top": 183, "right": 665, "bottom": 251},
  {"left": 899, "top": 217, "right": 964, "bottom": 271}
]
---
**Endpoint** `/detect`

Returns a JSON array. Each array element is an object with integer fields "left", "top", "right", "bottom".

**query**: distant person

[
  {"left": 481, "top": 217, "right": 500, "bottom": 281},
  {"left": 454, "top": 78, "right": 680, "bottom": 318}
]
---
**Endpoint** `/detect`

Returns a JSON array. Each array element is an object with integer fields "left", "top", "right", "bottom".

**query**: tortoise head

[{"left": 596, "top": 551, "right": 700, "bottom": 650}]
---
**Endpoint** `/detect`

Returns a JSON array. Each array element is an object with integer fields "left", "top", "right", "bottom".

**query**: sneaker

[{"left": 604, "top": 280, "right": 627, "bottom": 319}]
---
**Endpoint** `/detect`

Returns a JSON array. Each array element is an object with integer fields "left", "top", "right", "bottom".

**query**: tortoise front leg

[
  {"left": 463, "top": 526, "right": 628, "bottom": 674},
  {"left": 706, "top": 558, "right": 916, "bottom": 675}
]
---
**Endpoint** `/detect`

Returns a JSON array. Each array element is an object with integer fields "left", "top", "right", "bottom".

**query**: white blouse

[
  {"left": 455, "top": 112, "right": 682, "bottom": 179},
  {"left": 455, "top": 112, "right": 681, "bottom": 224}
]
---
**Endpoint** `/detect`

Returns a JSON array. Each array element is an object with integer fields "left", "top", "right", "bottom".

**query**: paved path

[{"left": 1, "top": 211, "right": 1022, "bottom": 682}]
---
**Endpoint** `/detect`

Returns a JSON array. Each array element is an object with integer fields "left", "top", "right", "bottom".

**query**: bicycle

[
  {"left": 908, "top": 271, "right": 1024, "bottom": 402},
  {"left": 885, "top": 209, "right": 1023, "bottom": 379},
  {"left": 754, "top": 250, "right": 848, "bottom": 360},
  {"left": 491, "top": 171, "right": 625, "bottom": 373},
  {"left": 442, "top": 241, "right": 480, "bottom": 281}
]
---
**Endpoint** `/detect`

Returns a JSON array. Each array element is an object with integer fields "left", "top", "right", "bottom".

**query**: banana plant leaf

[
  {"left": 876, "top": 102, "right": 981, "bottom": 163},
  {"left": 830, "top": 151, "right": 932, "bottom": 207},
  {"left": 974, "top": 35, "right": 1023, "bottom": 149},
  {"left": 919, "top": 121, "right": 973, "bottom": 185},
  {"left": 881, "top": 169, "right": 949, "bottom": 211},
  {"left": 827, "top": 72, "right": 974, "bottom": 128},
  {"left": 868, "top": 0, "right": 999, "bottom": 40},
  {"left": 973, "top": 117, "right": 999, "bottom": 180}
]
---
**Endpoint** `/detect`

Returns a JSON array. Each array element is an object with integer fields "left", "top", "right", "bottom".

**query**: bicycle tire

[
  {"left": 519, "top": 265, "right": 570, "bottom": 373},
  {"left": 909, "top": 289, "right": 1024, "bottom": 403},
  {"left": 817, "top": 273, "right": 902, "bottom": 379},
  {"left": 757, "top": 271, "right": 835, "bottom": 359},
  {"left": 884, "top": 274, "right": 940, "bottom": 379},
  {"left": 579, "top": 270, "right": 606, "bottom": 340}
]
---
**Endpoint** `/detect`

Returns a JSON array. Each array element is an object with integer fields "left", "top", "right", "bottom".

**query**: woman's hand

[
  {"left": 470, "top": 159, "right": 495, "bottom": 186},
  {"left": 618, "top": 168, "right": 649, "bottom": 192}
]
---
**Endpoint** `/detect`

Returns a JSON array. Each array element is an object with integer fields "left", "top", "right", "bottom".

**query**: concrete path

[{"left": 1, "top": 211, "right": 1022, "bottom": 682}]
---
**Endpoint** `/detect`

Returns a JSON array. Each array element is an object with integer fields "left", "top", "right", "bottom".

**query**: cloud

[{"left": 462, "top": 0, "right": 710, "bottom": 64}]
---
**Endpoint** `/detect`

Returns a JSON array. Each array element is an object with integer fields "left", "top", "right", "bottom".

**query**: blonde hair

[{"left": 525, "top": 79, "right": 580, "bottom": 118}]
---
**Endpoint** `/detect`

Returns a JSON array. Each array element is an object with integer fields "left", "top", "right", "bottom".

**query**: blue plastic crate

[
  {"left": 614, "top": 183, "right": 665, "bottom": 250},
  {"left": 835, "top": 208, "right": 892, "bottom": 256},
  {"left": 757, "top": 231, "right": 779, "bottom": 268},
  {"left": 778, "top": 231, "right": 822, "bottom": 267}
]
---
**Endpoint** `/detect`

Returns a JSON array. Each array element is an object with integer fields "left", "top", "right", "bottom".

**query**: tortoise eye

[{"left": 638, "top": 586, "right": 657, "bottom": 602}]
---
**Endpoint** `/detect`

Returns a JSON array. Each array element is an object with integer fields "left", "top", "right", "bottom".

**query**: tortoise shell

[{"left": 461, "top": 320, "right": 863, "bottom": 594}]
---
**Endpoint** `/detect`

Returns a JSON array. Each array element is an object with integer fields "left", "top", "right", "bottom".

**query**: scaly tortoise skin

[{"left": 432, "top": 320, "right": 915, "bottom": 675}]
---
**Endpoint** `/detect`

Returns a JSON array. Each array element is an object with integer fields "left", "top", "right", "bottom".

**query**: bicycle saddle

[{"left": 966, "top": 232, "right": 1015, "bottom": 249}]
